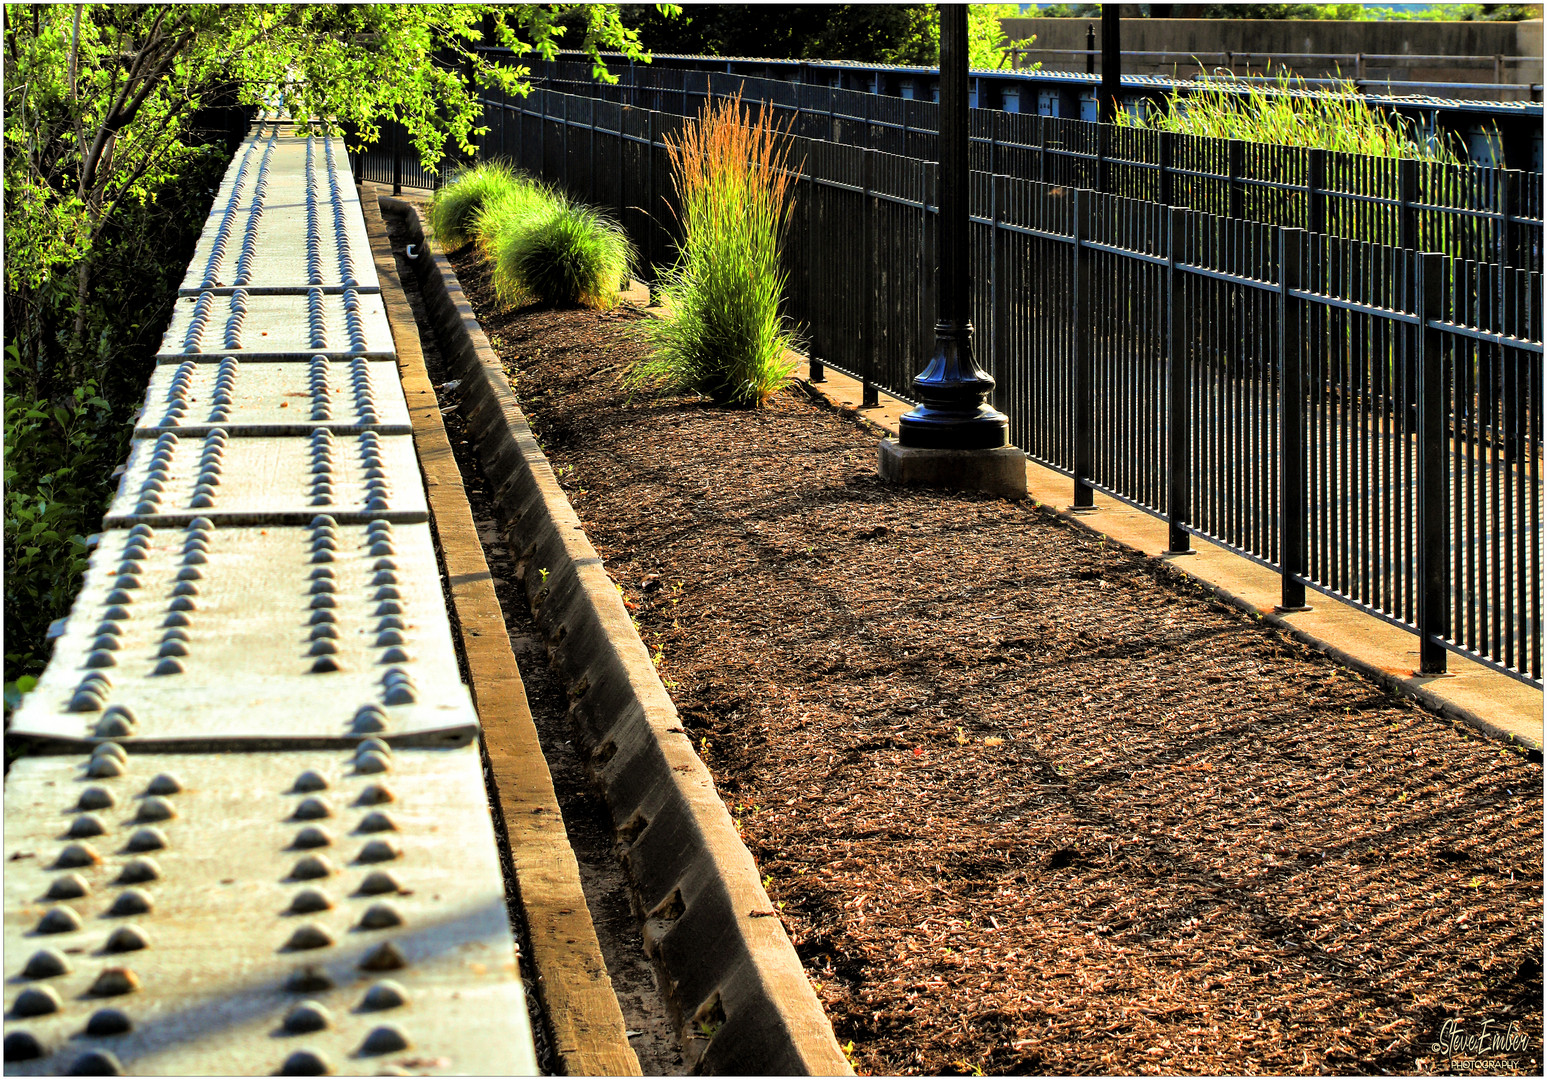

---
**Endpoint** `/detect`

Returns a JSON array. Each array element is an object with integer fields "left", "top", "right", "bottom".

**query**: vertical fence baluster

[
  {"left": 1307, "top": 148, "right": 1326, "bottom": 237},
  {"left": 992, "top": 174, "right": 1009, "bottom": 397},
  {"left": 863, "top": 148, "right": 877, "bottom": 407},
  {"left": 1497, "top": 168, "right": 1515, "bottom": 269},
  {"left": 1398, "top": 157, "right": 1418, "bottom": 251},
  {"left": 646, "top": 110, "right": 658, "bottom": 303},
  {"left": 392, "top": 121, "right": 403, "bottom": 195},
  {"left": 1280, "top": 228, "right": 1310, "bottom": 610},
  {"left": 1228, "top": 138, "right": 1245, "bottom": 222},
  {"left": 809, "top": 151, "right": 825, "bottom": 383},
  {"left": 1074, "top": 187, "right": 1094, "bottom": 508},
  {"left": 1036, "top": 112, "right": 1048, "bottom": 185},
  {"left": 1168, "top": 206, "right": 1191, "bottom": 553},
  {"left": 1417, "top": 250, "right": 1449, "bottom": 675},
  {"left": 561, "top": 96, "right": 570, "bottom": 193}
]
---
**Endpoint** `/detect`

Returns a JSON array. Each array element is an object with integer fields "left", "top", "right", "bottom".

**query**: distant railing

[{"left": 525, "top": 59, "right": 1544, "bottom": 274}]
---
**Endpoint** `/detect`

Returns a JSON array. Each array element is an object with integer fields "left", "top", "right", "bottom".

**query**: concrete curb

[
  {"left": 1031, "top": 501, "right": 1545, "bottom": 757},
  {"left": 362, "top": 194, "right": 642, "bottom": 1076},
  {"left": 791, "top": 371, "right": 1543, "bottom": 757},
  {"left": 382, "top": 196, "right": 853, "bottom": 1077}
]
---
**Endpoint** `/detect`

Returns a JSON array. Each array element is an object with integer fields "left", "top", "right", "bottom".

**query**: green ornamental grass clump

[
  {"left": 427, "top": 160, "right": 523, "bottom": 249},
  {"left": 433, "top": 162, "right": 634, "bottom": 310},
  {"left": 629, "top": 94, "right": 800, "bottom": 408},
  {"left": 469, "top": 179, "right": 561, "bottom": 260},
  {"left": 490, "top": 197, "right": 635, "bottom": 310}
]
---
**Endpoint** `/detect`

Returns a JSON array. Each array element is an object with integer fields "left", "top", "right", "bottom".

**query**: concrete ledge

[
  {"left": 878, "top": 437, "right": 1029, "bottom": 498},
  {"left": 364, "top": 193, "right": 641, "bottom": 1077},
  {"left": 384, "top": 195, "right": 852, "bottom": 1077}
]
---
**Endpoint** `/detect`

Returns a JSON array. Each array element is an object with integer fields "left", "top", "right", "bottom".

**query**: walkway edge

[
  {"left": 383, "top": 196, "right": 854, "bottom": 1078},
  {"left": 363, "top": 194, "right": 642, "bottom": 1076},
  {"left": 1047, "top": 507, "right": 1543, "bottom": 754},
  {"left": 795, "top": 373, "right": 1542, "bottom": 756}
]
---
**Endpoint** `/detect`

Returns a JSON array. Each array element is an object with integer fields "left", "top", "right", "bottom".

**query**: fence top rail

[
  {"left": 488, "top": 46, "right": 1547, "bottom": 114},
  {"left": 523, "top": 59, "right": 1545, "bottom": 188}
]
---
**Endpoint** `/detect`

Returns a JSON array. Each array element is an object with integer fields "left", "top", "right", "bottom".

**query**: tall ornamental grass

[
  {"left": 427, "top": 160, "right": 524, "bottom": 249},
  {"left": 630, "top": 94, "right": 800, "bottom": 408},
  {"left": 1117, "top": 71, "right": 1464, "bottom": 163},
  {"left": 491, "top": 198, "right": 635, "bottom": 310}
]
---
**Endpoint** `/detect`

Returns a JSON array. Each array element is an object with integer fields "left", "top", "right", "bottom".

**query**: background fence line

[
  {"left": 525, "top": 57, "right": 1544, "bottom": 274},
  {"left": 353, "top": 83, "right": 1542, "bottom": 686}
]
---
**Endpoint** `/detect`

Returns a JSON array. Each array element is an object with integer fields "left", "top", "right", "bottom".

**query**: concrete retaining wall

[
  {"left": 1002, "top": 16, "right": 1545, "bottom": 86},
  {"left": 382, "top": 197, "right": 852, "bottom": 1077}
]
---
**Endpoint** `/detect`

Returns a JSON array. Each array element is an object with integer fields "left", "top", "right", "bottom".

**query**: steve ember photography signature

[{"left": 1419, "top": 1017, "right": 1539, "bottom": 1073}]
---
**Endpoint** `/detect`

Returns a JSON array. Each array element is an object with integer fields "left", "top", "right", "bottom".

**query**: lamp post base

[{"left": 877, "top": 438, "right": 1028, "bottom": 498}]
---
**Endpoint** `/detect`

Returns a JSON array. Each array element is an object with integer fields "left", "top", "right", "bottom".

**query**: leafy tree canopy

[
  {"left": 3, "top": 2, "right": 653, "bottom": 387},
  {"left": 617, "top": 4, "right": 1034, "bottom": 70},
  {"left": 619, "top": 4, "right": 940, "bottom": 65}
]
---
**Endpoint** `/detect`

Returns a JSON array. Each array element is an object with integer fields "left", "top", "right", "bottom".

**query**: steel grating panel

[
  {"left": 1, "top": 745, "right": 538, "bottom": 1076},
  {"left": 8, "top": 521, "right": 474, "bottom": 748},
  {"left": 186, "top": 131, "right": 373, "bottom": 296},
  {"left": 101, "top": 431, "right": 426, "bottom": 527},
  {"left": 156, "top": 290, "right": 395, "bottom": 362},
  {"left": 134, "top": 357, "right": 411, "bottom": 437}
]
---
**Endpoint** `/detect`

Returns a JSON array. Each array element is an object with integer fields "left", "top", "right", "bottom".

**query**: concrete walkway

[{"left": 804, "top": 365, "right": 1544, "bottom": 753}]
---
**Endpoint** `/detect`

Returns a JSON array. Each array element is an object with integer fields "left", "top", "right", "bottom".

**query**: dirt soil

[{"left": 445, "top": 243, "right": 1543, "bottom": 1077}]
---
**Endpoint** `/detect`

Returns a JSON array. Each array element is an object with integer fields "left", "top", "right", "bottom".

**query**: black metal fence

[
  {"left": 351, "top": 119, "right": 445, "bottom": 193},
  {"left": 356, "top": 84, "right": 1543, "bottom": 687},
  {"left": 528, "top": 58, "right": 1544, "bottom": 274}
]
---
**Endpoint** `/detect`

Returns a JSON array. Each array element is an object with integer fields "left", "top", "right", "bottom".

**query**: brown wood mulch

[{"left": 445, "top": 245, "right": 1543, "bottom": 1077}]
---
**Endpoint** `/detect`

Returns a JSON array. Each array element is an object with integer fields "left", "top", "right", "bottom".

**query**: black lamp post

[
  {"left": 896, "top": 3, "right": 1008, "bottom": 452},
  {"left": 1099, "top": 5, "right": 1122, "bottom": 124}
]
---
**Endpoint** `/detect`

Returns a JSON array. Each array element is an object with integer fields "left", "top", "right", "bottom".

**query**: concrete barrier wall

[
  {"left": 1002, "top": 16, "right": 1545, "bottom": 86},
  {"left": 385, "top": 197, "right": 853, "bottom": 1077}
]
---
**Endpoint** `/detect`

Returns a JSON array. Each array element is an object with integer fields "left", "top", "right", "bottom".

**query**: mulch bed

[{"left": 445, "top": 245, "right": 1543, "bottom": 1077}]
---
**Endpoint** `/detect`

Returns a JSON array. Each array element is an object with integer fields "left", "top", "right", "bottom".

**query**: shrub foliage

[
  {"left": 492, "top": 199, "right": 635, "bottom": 310},
  {"left": 428, "top": 161, "right": 524, "bottom": 249},
  {"left": 430, "top": 164, "right": 634, "bottom": 310}
]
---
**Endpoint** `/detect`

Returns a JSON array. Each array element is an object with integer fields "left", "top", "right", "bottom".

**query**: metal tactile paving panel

[
  {"left": 185, "top": 131, "right": 373, "bottom": 296},
  {"left": 156, "top": 289, "right": 395, "bottom": 362},
  {"left": 134, "top": 357, "right": 410, "bottom": 437},
  {"left": 7, "top": 521, "right": 476, "bottom": 747},
  {"left": 1, "top": 745, "right": 538, "bottom": 1076},
  {"left": 213, "top": 129, "right": 359, "bottom": 206},
  {"left": 102, "top": 430, "right": 427, "bottom": 527}
]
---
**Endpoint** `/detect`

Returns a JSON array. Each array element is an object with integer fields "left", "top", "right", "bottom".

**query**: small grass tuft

[{"left": 490, "top": 197, "right": 635, "bottom": 310}]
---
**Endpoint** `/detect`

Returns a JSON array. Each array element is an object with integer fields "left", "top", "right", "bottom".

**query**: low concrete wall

[
  {"left": 362, "top": 190, "right": 642, "bottom": 1078},
  {"left": 383, "top": 197, "right": 853, "bottom": 1077},
  {"left": 1002, "top": 16, "right": 1544, "bottom": 87}
]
